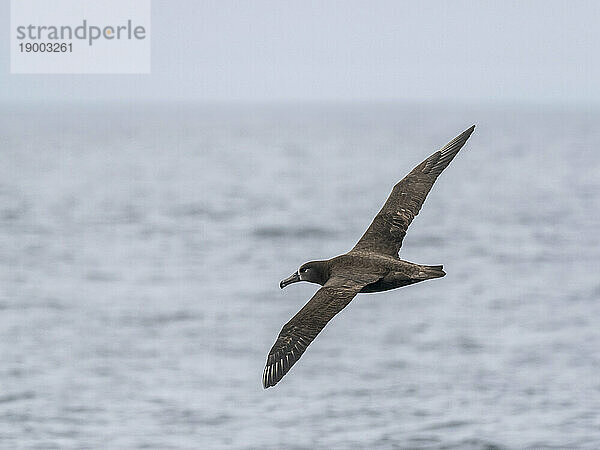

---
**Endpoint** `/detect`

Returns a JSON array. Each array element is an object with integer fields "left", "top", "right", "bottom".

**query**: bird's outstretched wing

[
  {"left": 263, "top": 276, "right": 378, "bottom": 388},
  {"left": 352, "top": 125, "right": 475, "bottom": 257}
]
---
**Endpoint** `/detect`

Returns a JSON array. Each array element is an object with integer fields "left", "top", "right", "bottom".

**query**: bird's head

[{"left": 280, "top": 261, "right": 328, "bottom": 289}]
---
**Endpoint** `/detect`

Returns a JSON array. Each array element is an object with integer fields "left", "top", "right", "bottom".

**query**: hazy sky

[{"left": 2, "top": 0, "right": 600, "bottom": 104}]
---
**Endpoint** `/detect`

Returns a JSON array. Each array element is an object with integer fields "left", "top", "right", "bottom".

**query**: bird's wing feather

[
  {"left": 352, "top": 125, "right": 475, "bottom": 257},
  {"left": 263, "top": 275, "right": 378, "bottom": 388}
]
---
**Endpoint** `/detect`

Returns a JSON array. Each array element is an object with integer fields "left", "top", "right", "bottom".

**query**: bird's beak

[{"left": 280, "top": 272, "right": 300, "bottom": 289}]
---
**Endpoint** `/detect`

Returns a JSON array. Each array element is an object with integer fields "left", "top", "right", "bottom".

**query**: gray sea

[{"left": 1, "top": 103, "right": 599, "bottom": 449}]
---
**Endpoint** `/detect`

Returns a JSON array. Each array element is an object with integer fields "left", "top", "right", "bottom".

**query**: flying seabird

[{"left": 263, "top": 125, "right": 476, "bottom": 388}]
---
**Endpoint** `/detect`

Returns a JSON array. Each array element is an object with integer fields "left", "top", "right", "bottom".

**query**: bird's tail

[{"left": 420, "top": 264, "right": 446, "bottom": 279}]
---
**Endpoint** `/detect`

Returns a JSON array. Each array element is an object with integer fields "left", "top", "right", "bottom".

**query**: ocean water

[{"left": 1, "top": 102, "right": 599, "bottom": 449}]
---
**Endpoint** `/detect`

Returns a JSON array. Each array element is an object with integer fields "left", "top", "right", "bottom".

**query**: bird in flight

[{"left": 263, "top": 126, "right": 476, "bottom": 388}]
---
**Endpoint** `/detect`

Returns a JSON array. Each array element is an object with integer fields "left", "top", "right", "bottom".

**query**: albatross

[{"left": 263, "top": 125, "right": 476, "bottom": 388}]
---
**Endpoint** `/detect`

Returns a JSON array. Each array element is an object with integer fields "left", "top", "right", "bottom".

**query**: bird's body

[
  {"left": 263, "top": 126, "right": 476, "bottom": 388},
  {"left": 320, "top": 252, "right": 445, "bottom": 293}
]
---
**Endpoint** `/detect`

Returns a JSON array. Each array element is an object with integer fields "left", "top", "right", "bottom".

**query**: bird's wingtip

[{"left": 458, "top": 125, "right": 476, "bottom": 140}]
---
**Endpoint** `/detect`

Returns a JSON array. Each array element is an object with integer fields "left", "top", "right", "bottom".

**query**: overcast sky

[{"left": 2, "top": 0, "right": 600, "bottom": 104}]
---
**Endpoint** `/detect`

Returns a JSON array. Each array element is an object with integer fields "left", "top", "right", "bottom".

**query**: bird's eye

[{"left": 299, "top": 268, "right": 307, "bottom": 273}]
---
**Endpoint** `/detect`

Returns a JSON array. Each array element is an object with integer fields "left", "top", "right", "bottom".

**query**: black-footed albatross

[{"left": 263, "top": 125, "right": 476, "bottom": 388}]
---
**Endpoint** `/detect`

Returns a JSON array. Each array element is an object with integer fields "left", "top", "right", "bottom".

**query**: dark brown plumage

[{"left": 263, "top": 125, "right": 476, "bottom": 388}]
